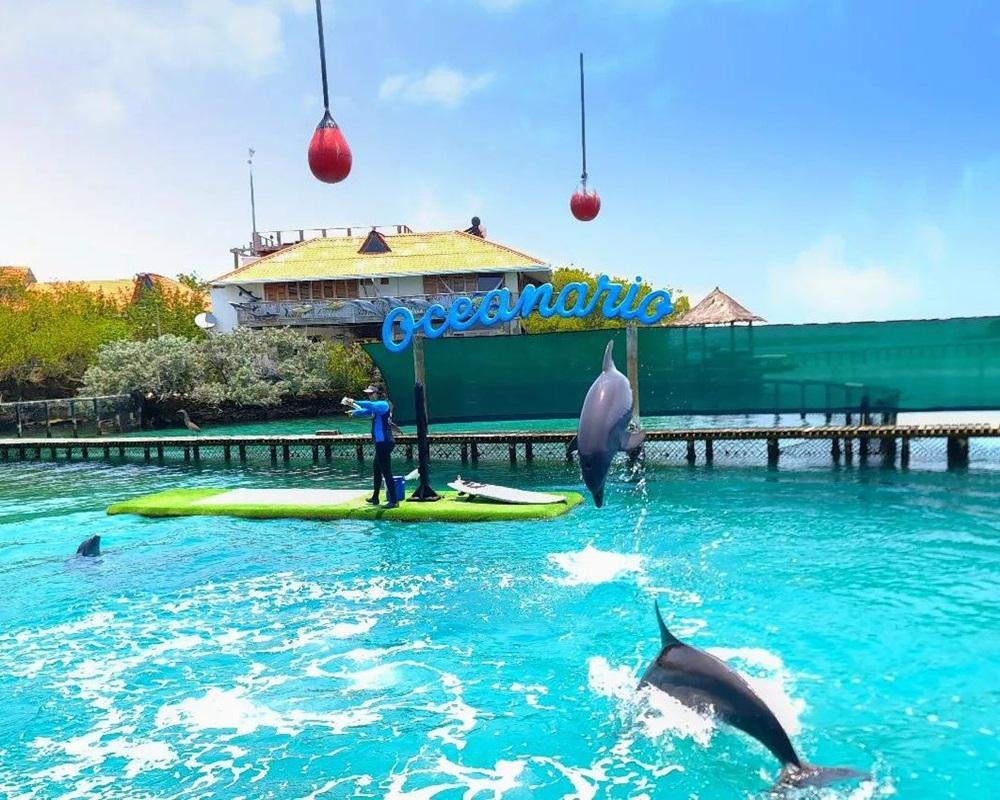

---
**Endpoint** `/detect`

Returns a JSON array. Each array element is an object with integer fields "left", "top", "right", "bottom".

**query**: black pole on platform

[{"left": 410, "top": 382, "right": 440, "bottom": 501}]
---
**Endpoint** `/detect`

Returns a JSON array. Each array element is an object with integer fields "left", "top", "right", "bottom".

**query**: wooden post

[
  {"left": 947, "top": 436, "right": 969, "bottom": 470},
  {"left": 193, "top": 445, "right": 201, "bottom": 463},
  {"left": 460, "top": 443, "right": 469, "bottom": 464},
  {"left": 626, "top": 323, "right": 640, "bottom": 422},
  {"left": 282, "top": 444, "right": 290, "bottom": 462},
  {"left": 413, "top": 334, "right": 428, "bottom": 419},
  {"left": 117, "top": 445, "right": 125, "bottom": 458},
  {"left": 355, "top": 443, "right": 364, "bottom": 461},
  {"left": 881, "top": 437, "right": 896, "bottom": 468},
  {"left": 312, "top": 444, "right": 319, "bottom": 463},
  {"left": 102, "top": 445, "right": 110, "bottom": 459},
  {"left": 859, "top": 434, "right": 869, "bottom": 465},
  {"left": 144, "top": 446, "right": 151, "bottom": 462},
  {"left": 845, "top": 436, "right": 854, "bottom": 464},
  {"left": 831, "top": 436, "right": 841, "bottom": 464},
  {"left": 767, "top": 438, "right": 780, "bottom": 467},
  {"left": 525, "top": 441, "right": 534, "bottom": 463},
  {"left": 686, "top": 439, "right": 696, "bottom": 464},
  {"left": 15, "top": 403, "right": 22, "bottom": 438},
  {"left": 508, "top": 442, "right": 517, "bottom": 464},
  {"left": 471, "top": 442, "right": 479, "bottom": 463},
  {"left": 49, "top": 446, "right": 56, "bottom": 459},
  {"left": 93, "top": 398, "right": 100, "bottom": 432},
  {"left": 270, "top": 445, "right": 278, "bottom": 464},
  {"left": 901, "top": 437, "right": 910, "bottom": 468},
  {"left": 157, "top": 445, "right": 165, "bottom": 461},
  {"left": 81, "top": 446, "right": 89, "bottom": 459},
  {"left": 184, "top": 447, "right": 191, "bottom": 463},
  {"left": 238, "top": 444, "right": 246, "bottom": 463},
  {"left": 704, "top": 438, "right": 714, "bottom": 464},
  {"left": 405, "top": 443, "right": 414, "bottom": 460},
  {"left": 324, "top": 443, "right": 332, "bottom": 461},
  {"left": 70, "top": 399, "right": 78, "bottom": 438},
  {"left": 44, "top": 402, "right": 51, "bottom": 438},
  {"left": 224, "top": 444, "right": 231, "bottom": 462}
]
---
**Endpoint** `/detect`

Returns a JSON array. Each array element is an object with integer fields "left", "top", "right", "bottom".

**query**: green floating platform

[{"left": 107, "top": 487, "right": 583, "bottom": 523}]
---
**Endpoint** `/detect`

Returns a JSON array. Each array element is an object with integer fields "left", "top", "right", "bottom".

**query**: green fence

[{"left": 365, "top": 317, "right": 1000, "bottom": 425}]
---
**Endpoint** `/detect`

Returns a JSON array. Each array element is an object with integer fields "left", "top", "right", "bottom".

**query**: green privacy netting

[{"left": 365, "top": 317, "right": 1000, "bottom": 425}]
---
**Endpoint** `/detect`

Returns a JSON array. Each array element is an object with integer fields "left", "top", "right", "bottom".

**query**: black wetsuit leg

[{"left": 374, "top": 442, "right": 397, "bottom": 503}]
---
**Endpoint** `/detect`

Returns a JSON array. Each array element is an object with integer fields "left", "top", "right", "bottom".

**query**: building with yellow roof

[
  {"left": 209, "top": 224, "right": 552, "bottom": 340},
  {"left": 1, "top": 267, "right": 206, "bottom": 307}
]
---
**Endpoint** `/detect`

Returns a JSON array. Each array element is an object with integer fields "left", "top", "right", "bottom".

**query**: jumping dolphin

[
  {"left": 76, "top": 535, "right": 101, "bottom": 557},
  {"left": 567, "top": 340, "right": 644, "bottom": 507},
  {"left": 640, "top": 601, "right": 867, "bottom": 791}
]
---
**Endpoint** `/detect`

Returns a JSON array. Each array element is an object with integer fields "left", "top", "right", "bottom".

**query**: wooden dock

[{"left": 0, "top": 423, "right": 997, "bottom": 469}]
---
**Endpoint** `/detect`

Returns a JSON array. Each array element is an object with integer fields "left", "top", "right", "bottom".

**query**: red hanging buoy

[
  {"left": 570, "top": 52, "right": 600, "bottom": 221},
  {"left": 308, "top": 111, "right": 352, "bottom": 183},
  {"left": 308, "top": 0, "right": 351, "bottom": 184},
  {"left": 570, "top": 187, "right": 601, "bottom": 221}
]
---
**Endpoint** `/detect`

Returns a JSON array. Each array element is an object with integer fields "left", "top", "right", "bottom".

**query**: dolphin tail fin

[
  {"left": 602, "top": 340, "right": 615, "bottom": 372},
  {"left": 622, "top": 429, "right": 645, "bottom": 454},
  {"left": 654, "top": 600, "right": 682, "bottom": 648},
  {"left": 775, "top": 763, "right": 869, "bottom": 792},
  {"left": 566, "top": 435, "right": 578, "bottom": 457}
]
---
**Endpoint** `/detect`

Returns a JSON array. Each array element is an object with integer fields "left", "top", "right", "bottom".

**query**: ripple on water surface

[{"left": 0, "top": 458, "right": 997, "bottom": 798}]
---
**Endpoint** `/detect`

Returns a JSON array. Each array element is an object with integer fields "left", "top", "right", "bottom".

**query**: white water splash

[{"left": 547, "top": 544, "right": 645, "bottom": 586}]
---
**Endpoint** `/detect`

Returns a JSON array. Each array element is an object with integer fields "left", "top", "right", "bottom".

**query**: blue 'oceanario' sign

[{"left": 382, "top": 275, "right": 672, "bottom": 352}]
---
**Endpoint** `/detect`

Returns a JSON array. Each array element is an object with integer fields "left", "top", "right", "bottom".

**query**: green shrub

[{"left": 80, "top": 329, "right": 373, "bottom": 407}]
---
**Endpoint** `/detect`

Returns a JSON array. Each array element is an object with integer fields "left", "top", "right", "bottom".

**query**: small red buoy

[
  {"left": 308, "top": 111, "right": 352, "bottom": 184},
  {"left": 570, "top": 187, "right": 601, "bottom": 221}
]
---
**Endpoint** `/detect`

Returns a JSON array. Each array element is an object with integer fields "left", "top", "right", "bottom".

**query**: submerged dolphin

[
  {"left": 567, "top": 340, "right": 644, "bottom": 507},
  {"left": 641, "top": 601, "right": 867, "bottom": 791},
  {"left": 76, "top": 535, "right": 101, "bottom": 557}
]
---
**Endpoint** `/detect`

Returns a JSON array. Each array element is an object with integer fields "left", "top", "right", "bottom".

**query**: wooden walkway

[{"left": 0, "top": 423, "right": 997, "bottom": 469}]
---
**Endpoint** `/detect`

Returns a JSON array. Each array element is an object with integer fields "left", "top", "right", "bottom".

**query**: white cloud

[
  {"left": 915, "top": 223, "right": 946, "bottom": 262},
  {"left": 73, "top": 88, "right": 127, "bottom": 127},
  {"left": 378, "top": 67, "right": 496, "bottom": 108},
  {"left": 0, "top": 0, "right": 307, "bottom": 124},
  {"left": 769, "top": 235, "right": 920, "bottom": 322}
]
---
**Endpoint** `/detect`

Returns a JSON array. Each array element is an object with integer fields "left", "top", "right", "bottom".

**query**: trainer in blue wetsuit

[{"left": 349, "top": 384, "right": 398, "bottom": 508}]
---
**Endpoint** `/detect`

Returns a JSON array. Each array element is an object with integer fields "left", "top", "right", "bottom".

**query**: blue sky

[{"left": 1, "top": 0, "right": 998, "bottom": 323}]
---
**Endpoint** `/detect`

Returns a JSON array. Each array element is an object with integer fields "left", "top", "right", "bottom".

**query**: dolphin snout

[{"left": 593, "top": 490, "right": 604, "bottom": 508}]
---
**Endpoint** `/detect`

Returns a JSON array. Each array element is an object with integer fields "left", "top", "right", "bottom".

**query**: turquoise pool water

[{"left": 1, "top": 456, "right": 997, "bottom": 798}]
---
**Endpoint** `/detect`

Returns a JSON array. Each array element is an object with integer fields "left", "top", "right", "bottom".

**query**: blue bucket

[{"left": 392, "top": 475, "right": 406, "bottom": 500}]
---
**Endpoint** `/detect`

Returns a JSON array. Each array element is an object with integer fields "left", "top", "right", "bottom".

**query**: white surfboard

[{"left": 448, "top": 477, "right": 566, "bottom": 505}]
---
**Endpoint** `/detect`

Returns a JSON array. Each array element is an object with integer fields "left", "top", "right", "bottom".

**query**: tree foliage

[
  {"left": 80, "top": 328, "right": 371, "bottom": 407},
  {"left": 520, "top": 267, "right": 690, "bottom": 334},
  {"left": 0, "top": 279, "right": 206, "bottom": 396}
]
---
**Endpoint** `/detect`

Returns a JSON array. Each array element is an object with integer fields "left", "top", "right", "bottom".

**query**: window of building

[
  {"left": 263, "top": 280, "right": 359, "bottom": 302},
  {"left": 422, "top": 273, "right": 506, "bottom": 295}
]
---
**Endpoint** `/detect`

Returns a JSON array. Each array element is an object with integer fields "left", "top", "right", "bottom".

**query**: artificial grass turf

[{"left": 107, "top": 488, "right": 584, "bottom": 523}]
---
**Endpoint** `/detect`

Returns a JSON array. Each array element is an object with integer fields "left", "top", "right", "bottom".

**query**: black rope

[
  {"left": 315, "top": 0, "right": 330, "bottom": 112},
  {"left": 579, "top": 52, "right": 587, "bottom": 186}
]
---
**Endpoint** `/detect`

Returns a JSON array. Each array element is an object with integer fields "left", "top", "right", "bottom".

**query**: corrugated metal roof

[{"left": 212, "top": 230, "right": 549, "bottom": 284}]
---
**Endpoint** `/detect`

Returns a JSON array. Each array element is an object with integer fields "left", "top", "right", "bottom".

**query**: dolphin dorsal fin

[
  {"left": 654, "top": 600, "right": 682, "bottom": 648},
  {"left": 602, "top": 340, "right": 616, "bottom": 372}
]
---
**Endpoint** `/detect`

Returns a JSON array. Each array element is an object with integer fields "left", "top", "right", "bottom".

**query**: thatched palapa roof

[{"left": 672, "top": 287, "right": 765, "bottom": 326}]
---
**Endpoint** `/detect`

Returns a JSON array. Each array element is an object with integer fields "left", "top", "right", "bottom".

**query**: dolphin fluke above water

[
  {"left": 76, "top": 535, "right": 101, "bottom": 557},
  {"left": 641, "top": 601, "right": 868, "bottom": 791},
  {"left": 569, "top": 340, "right": 645, "bottom": 507}
]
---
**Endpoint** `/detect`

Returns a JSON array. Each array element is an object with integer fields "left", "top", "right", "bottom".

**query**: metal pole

[
  {"left": 315, "top": 0, "right": 331, "bottom": 112},
  {"left": 626, "top": 323, "right": 640, "bottom": 422},
  {"left": 579, "top": 52, "right": 587, "bottom": 187},
  {"left": 248, "top": 148, "right": 258, "bottom": 249}
]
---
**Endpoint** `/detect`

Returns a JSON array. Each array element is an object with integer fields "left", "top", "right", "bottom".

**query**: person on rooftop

[
  {"left": 463, "top": 216, "right": 485, "bottom": 238},
  {"left": 346, "top": 384, "right": 399, "bottom": 508}
]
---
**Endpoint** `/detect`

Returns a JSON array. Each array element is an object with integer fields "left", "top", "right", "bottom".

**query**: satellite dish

[{"left": 194, "top": 312, "right": 218, "bottom": 330}]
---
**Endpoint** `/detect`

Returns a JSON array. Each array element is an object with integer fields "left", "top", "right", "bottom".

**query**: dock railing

[{"left": 0, "top": 394, "right": 140, "bottom": 438}]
